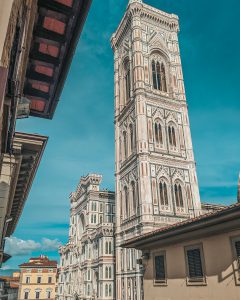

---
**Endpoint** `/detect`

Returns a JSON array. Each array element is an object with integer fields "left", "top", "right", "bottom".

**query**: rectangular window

[
  {"left": 24, "top": 292, "right": 29, "bottom": 299},
  {"left": 47, "top": 291, "right": 51, "bottom": 299},
  {"left": 154, "top": 254, "right": 166, "bottom": 283},
  {"left": 235, "top": 241, "right": 240, "bottom": 257},
  {"left": 26, "top": 277, "right": 30, "bottom": 284},
  {"left": 48, "top": 277, "right": 52, "bottom": 283},
  {"left": 36, "top": 291, "right": 40, "bottom": 299},
  {"left": 37, "top": 277, "right": 41, "bottom": 284},
  {"left": 185, "top": 245, "right": 205, "bottom": 284}
]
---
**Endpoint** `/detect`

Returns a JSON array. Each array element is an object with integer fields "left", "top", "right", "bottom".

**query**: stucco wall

[{"left": 144, "top": 229, "right": 240, "bottom": 300}]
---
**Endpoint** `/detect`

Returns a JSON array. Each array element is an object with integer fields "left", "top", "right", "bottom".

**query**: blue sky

[{"left": 1, "top": 0, "right": 240, "bottom": 272}]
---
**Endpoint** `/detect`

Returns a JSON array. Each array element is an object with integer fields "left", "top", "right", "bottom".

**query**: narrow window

[
  {"left": 163, "top": 182, "right": 168, "bottom": 206},
  {"left": 235, "top": 241, "right": 240, "bottom": 257},
  {"left": 175, "top": 184, "right": 184, "bottom": 208},
  {"left": 36, "top": 292, "right": 40, "bottom": 299},
  {"left": 154, "top": 255, "right": 166, "bottom": 282},
  {"left": 105, "top": 266, "right": 108, "bottom": 279},
  {"left": 159, "top": 182, "right": 164, "bottom": 205},
  {"left": 26, "top": 277, "right": 30, "bottom": 284},
  {"left": 108, "top": 241, "right": 112, "bottom": 254},
  {"left": 109, "top": 266, "right": 112, "bottom": 278},
  {"left": 154, "top": 122, "right": 163, "bottom": 145},
  {"left": 109, "top": 284, "right": 112, "bottom": 297},
  {"left": 129, "top": 124, "right": 134, "bottom": 153},
  {"left": 123, "top": 131, "right": 127, "bottom": 159},
  {"left": 47, "top": 291, "right": 51, "bottom": 299},
  {"left": 152, "top": 60, "right": 157, "bottom": 89},
  {"left": 37, "top": 277, "right": 41, "bottom": 284},
  {"left": 186, "top": 248, "right": 204, "bottom": 281},
  {"left": 48, "top": 277, "right": 52, "bottom": 283},
  {"left": 105, "top": 284, "right": 109, "bottom": 297},
  {"left": 172, "top": 127, "right": 176, "bottom": 147},
  {"left": 24, "top": 292, "right": 29, "bottom": 300},
  {"left": 174, "top": 184, "right": 179, "bottom": 207},
  {"left": 156, "top": 61, "right": 161, "bottom": 90},
  {"left": 124, "top": 186, "right": 129, "bottom": 218},
  {"left": 125, "top": 61, "right": 131, "bottom": 103},
  {"left": 131, "top": 181, "right": 136, "bottom": 213},
  {"left": 161, "top": 63, "right": 167, "bottom": 92},
  {"left": 179, "top": 185, "right": 184, "bottom": 207},
  {"left": 168, "top": 126, "right": 172, "bottom": 146}
]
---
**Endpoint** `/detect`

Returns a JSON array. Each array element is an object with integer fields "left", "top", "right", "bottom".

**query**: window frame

[
  {"left": 184, "top": 244, "right": 207, "bottom": 286},
  {"left": 153, "top": 251, "right": 167, "bottom": 286},
  {"left": 231, "top": 236, "right": 240, "bottom": 285}
]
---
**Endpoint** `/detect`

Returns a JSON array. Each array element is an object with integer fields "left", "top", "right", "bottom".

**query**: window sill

[
  {"left": 153, "top": 280, "right": 167, "bottom": 287},
  {"left": 186, "top": 278, "right": 207, "bottom": 286}
]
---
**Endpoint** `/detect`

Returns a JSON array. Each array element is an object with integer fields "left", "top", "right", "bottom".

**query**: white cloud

[{"left": 5, "top": 237, "right": 62, "bottom": 256}]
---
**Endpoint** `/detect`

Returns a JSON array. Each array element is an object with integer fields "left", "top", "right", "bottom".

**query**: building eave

[
  {"left": 122, "top": 204, "right": 240, "bottom": 250},
  {"left": 24, "top": 0, "right": 92, "bottom": 119},
  {"left": 5, "top": 132, "right": 48, "bottom": 237}
]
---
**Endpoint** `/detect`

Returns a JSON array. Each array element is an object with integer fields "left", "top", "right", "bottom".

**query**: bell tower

[{"left": 111, "top": 0, "right": 201, "bottom": 299}]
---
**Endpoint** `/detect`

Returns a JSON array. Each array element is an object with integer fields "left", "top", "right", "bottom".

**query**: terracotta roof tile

[{"left": 124, "top": 203, "right": 240, "bottom": 246}]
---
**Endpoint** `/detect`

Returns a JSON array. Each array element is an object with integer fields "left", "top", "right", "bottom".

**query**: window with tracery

[
  {"left": 152, "top": 59, "right": 167, "bottom": 92},
  {"left": 168, "top": 125, "right": 177, "bottom": 148},
  {"left": 174, "top": 183, "right": 184, "bottom": 208},
  {"left": 159, "top": 180, "right": 168, "bottom": 206},
  {"left": 154, "top": 121, "right": 163, "bottom": 145}
]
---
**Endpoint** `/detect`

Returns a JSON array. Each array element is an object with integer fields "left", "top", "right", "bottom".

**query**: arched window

[
  {"left": 109, "top": 266, "right": 112, "bottom": 278},
  {"left": 105, "top": 241, "right": 108, "bottom": 254},
  {"left": 159, "top": 180, "right": 168, "bottom": 206},
  {"left": 124, "top": 186, "right": 129, "bottom": 218},
  {"left": 129, "top": 124, "right": 134, "bottom": 153},
  {"left": 105, "top": 266, "right": 108, "bottom": 279},
  {"left": 124, "top": 60, "right": 131, "bottom": 104},
  {"left": 161, "top": 63, "right": 167, "bottom": 92},
  {"left": 105, "top": 284, "right": 109, "bottom": 297},
  {"left": 174, "top": 183, "right": 184, "bottom": 208},
  {"left": 168, "top": 125, "right": 177, "bottom": 147},
  {"left": 152, "top": 59, "right": 167, "bottom": 92},
  {"left": 123, "top": 131, "right": 127, "bottom": 159},
  {"left": 109, "top": 284, "right": 112, "bottom": 297},
  {"left": 131, "top": 181, "right": 136, "bottom": 213},
  {"left": 108, "top": 241, "right": 112, "bottom": 254},
  {"left": 154, "top": 121, "right": 163, "bottom": 145}
]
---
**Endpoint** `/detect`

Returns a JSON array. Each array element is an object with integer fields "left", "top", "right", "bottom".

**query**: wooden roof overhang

[
  {"left": 5, "top": 132, "right": 48, "bottom": 237},
  {"left": 24, "top": 0, "right": 92, "bottom": 119}
]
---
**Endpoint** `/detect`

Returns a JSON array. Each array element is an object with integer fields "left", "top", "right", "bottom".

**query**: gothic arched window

[
  {"left": 168, "top": 125, "right": 177, "bottom": 147},
  {"left": 123, "top": 131, "right": 128, "bottom": 159},
  {"left": 152, "top": 59, "right": 167, "bottom": 92},
  {"left": 129, "top": 124, "right": 134, "bottom": 153},
  {"left": 161, "top": 63, "right": 167, "bottom": 92},
  {"left": 159, "top": 180, "right": 168, "bottom": 206},
  {"left": 154, "top": 121, "right": 163, "bottom": 145},
  {"left": 124, "top": 60, "right": 131, "bottom": 104},
  {"left": 131, "top": 181, "right": 136, "bottom": 213},
  {"left": 124, "top": 186, "right": 129, "bottom": 218},
  {"left": 174, "top": 183, "right": 184, "bottom": 208}
]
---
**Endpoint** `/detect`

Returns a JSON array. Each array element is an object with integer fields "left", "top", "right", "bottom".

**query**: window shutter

[
  {"left": 155, "top": 255, "right": 166, "bottom": 281},
  {"left": 187, "top": 248, "right": 203, "bottom": 279},
  {"left": 235, "top": 241, "right": 240, "bottom": 257}
]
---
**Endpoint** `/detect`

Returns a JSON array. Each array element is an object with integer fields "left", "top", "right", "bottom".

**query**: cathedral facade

[
  {"left": 57, "top": 174, "right": 115, "bottom": 300},
  {"left": 111, "top": 0, "right": 201, "bottom": 299}
]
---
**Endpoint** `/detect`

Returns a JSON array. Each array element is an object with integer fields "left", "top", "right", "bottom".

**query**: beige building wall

[
  {"left": 143, "top": 229, "right": 240, "bottom": 300},
  {"left": 18, "top": 267, "right": 57, "bottom": 300}
]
